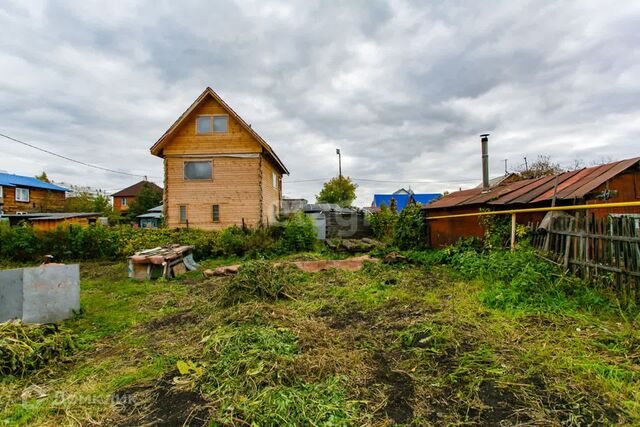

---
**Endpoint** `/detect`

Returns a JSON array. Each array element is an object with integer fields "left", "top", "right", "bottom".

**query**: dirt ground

[{"left": 1, "top": 259, "right": 637, "bottom": 426}]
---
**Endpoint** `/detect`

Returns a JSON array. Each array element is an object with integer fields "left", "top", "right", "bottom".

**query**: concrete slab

[
  {"left": 0, "top": 264, "right": 80, "bottom": 324},
  {"left": 0, "top": 268, "right": 23, "bottom": 322}
]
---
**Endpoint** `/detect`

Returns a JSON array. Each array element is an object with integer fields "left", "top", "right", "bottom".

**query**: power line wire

[
  {"left": 0, "top": 132, "right": 159, "bottom": 180},
  {"left": 284, "top": 177, "right": 480, "bottom": 184}
]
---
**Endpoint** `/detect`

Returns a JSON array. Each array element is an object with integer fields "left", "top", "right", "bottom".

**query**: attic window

[{"left": 196, "top": 115, "right": 228, "bottom": 134}]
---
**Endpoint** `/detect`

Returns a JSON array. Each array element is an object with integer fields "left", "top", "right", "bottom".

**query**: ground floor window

[
  {"left": 212, "top": 204, "right": 220, "bottom": 222},
  {"left": 179, "top": 205, "right": 187, "bottom": 223},
  {"left": 15, "top": 188, "right": 29, "bottom": 202}
]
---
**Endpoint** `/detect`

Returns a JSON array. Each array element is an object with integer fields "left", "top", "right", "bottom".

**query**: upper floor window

[
  {"left": 196, "top": 115, "right": 228, "bottom": 134},
  {"left": 184, "top": 161, "right": 213, "bottom": 180},
  {"left": 121, "top": 197, "right": 128, "bottom": 206},
  {"left": 272, "top": 172, "right": 278, "bottom": 189}
]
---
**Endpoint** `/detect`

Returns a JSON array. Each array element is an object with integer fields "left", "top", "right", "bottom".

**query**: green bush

[
  {"left": 0, "top": 220, "right": 315, "bottom": 263},
  {"left": 279, "top": 212, "right": 316, "bottom": 253},
  {"left": 367, "top": 203, "right": 397, "bottom": 243},
  {"left": 393, "top": 202, "right": 427, "bottom": 250}
]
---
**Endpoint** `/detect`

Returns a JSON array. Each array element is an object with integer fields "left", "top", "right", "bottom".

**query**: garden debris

[
  {"left": 206, "top": 256, "right": 380, "bottom": 277},
  {"left": 325, "top": 238, "right": 385, "bottom": 253},
  {"left": 128, "top": 245, "right": 199, "bottom": 280},
  {"left": 382, "top": 252, "right": 409, "bottom": 264}
]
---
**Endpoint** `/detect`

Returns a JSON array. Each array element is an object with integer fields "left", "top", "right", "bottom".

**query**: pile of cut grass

[
  {"left": 198, "top": 324, "right": 360, "bottom": 426},
  {"left": 0, "top": 320, "right": 77, "bottom": 376}
]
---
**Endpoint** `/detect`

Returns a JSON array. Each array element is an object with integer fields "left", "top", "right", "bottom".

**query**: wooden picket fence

[{"left": 531, "top": 213, "right": 640, "bottom": 305}]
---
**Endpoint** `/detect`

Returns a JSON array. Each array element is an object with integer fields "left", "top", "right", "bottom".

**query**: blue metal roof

[
  {"left": 373, "top": 194, "right": 412, "bottom": 211},
  {"left": 373, "top": 193, "right": 442, "bottom": 211},
  {"left": 0, "top": 173, "right": 68, "bottom": 192}
]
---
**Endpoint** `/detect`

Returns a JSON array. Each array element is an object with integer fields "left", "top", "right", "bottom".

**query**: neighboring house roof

[
  {"left": 137, "top": 205, "right": 163, "bottom": 219},
  {"left": 373, "top": 193, "right": 441, "bottom": 211},
  {"left": 0, "top": 173, "right": 68, "bottom": 192},
  {"left": 137, "top": 212, "right": 163, "bottom": 219},
  {"left": 393, "top": 188, "right": 414, "bottom": 195},
  {"left": 4, "top": 212, "right": 101, "bottom": 220},
  {"left": 373, "top": 194, "right": 412, "bottom": 210},
  {"left": 111, "top": 181, "right": 162, "bottom": 197},
  {"left": 303, "top": 203, "right": 353, "bottom": 213},
  {"left": 150, "top": 87, "right": 289, "bottom": 175},
  {"left": 474, "top": 173, "right": 520, "bottom": 189},
  {"left": 427, "top": 157, "right": 640, "bottom": 210}
]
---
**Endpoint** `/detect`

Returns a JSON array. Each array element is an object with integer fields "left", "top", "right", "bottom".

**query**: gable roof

[
  {"left": 111, "top": 180, "right": 162, "bottom": 197},
  {"left": 0, "top": 173, "right": 68, "bottom": 192},
  {"left": 150, "top": 87, "right": 289, "bottom": 175},
  {"left": 427, "top": 157, "right": 640, "bottom": 209}
]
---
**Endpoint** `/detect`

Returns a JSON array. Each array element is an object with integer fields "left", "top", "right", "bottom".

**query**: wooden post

[{"left": 511, "top": 213, "right": 517, "bottom": 252}]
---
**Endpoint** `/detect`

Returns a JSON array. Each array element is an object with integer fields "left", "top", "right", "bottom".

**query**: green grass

[{"left": 1, "top": 254, "right": 638, "bottom": 426}]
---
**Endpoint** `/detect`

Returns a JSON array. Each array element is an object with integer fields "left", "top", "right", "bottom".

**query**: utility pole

[
  {"left": 503, "top": 159, "right": 508, "bottom": 175},
  {"left": 523, "top": 156, "right": 528, "bottom": 171},
  {"left": 336, "top": 148, "right": 342, "bottom": 178}
]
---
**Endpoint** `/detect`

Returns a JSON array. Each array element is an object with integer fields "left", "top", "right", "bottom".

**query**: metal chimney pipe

[{"left": 480, "top": 134, "right": 490, "bottom": 192}]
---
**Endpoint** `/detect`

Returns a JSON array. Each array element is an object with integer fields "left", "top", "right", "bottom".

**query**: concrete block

[
  {"left": 0, "top": 268, "right": 23, "bottom": 321},
  {"left": 0, "top": 264, "right": 80, "bottom": 324}
]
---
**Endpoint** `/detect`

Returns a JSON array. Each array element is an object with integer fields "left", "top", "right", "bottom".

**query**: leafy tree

[
  {"left": 64, "top": 192, "right": 94, "bottom": 212},
  {"left": 316, "top": 176, "right": 357, "bottom": 207},
  {"left": 517, "top": 155, "right": 564, "bottom": 179},
  {"left": 35, "top": 172, "right": 51, "bottom": 183},
  {"left": 128, "top": 182, "right": 163, "bottom": 220}
]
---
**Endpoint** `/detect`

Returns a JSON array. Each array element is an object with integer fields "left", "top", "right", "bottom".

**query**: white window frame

[
  {"left": 121, "top": 197, "right": 128, "bottom": 206},
  {"left": 272, "top": 172, "right": 277, "bottom": 188},
  {"left": 15, "top": 187, "right": 29, "bottom": 202},
  {"left": 195, "top": 114, "right": 228, "bottom": 134},
  {"left": 0, "top": 185, "right": 3, "bottom": 199}
]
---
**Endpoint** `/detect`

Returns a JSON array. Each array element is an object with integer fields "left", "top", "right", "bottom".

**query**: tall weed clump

[
  {"left": 393, "top": 202, "right": 427, "bottom": 250},
  {"left": 368, "top": 202, "right": 398, "bottom": 243},
  {"left": 279, "top": 212, "right": 316, "bottom": 253},
  {"left": 450, "top": 248, "right": 610, "bottom": 312}
]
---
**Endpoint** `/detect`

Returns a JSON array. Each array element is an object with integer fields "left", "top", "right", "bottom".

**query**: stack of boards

[{"left": 128, "top": 245, "right": 199, "bottom": 280}]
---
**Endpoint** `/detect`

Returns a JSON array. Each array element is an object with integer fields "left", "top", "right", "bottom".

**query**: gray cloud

[{"left": 0, "top": 0, "right": 639, "bottom": 204}]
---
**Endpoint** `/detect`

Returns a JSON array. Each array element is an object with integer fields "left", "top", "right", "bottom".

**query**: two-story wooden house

[
  {"left": 150, "top": 87, "right": 289, "bottom": 229},
  {"left": 0, "top": 172, "right": 67, "bottom": 215}
]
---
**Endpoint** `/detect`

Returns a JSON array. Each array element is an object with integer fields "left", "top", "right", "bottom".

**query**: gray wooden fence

[{"left": 531, "top": 213, "right": 640, "bottom": 305}]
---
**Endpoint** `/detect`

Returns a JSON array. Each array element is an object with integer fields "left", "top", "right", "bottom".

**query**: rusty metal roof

[{"left": 426, "top": 157, "right": 640, "bottom": 210}]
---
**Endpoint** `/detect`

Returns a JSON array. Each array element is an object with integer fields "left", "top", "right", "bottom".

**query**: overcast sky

[{"left": 1, "top": 1, "right": 639, "bottom": 205}]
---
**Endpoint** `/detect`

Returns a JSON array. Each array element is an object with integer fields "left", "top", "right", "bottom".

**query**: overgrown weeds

[
  {"left": 0, "top": 321, "right": 77, "bottom": 376},
  {"left": 449, "top": 248, "right": 612, "bottom": 312}
]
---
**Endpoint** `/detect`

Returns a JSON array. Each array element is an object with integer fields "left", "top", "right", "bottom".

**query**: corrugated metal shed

[
  {"left": 427, "top": 157, "right": 640, "bottom": 209},
  {"left": 0, "top": 173, "right": 68, "bottom": 192}
]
